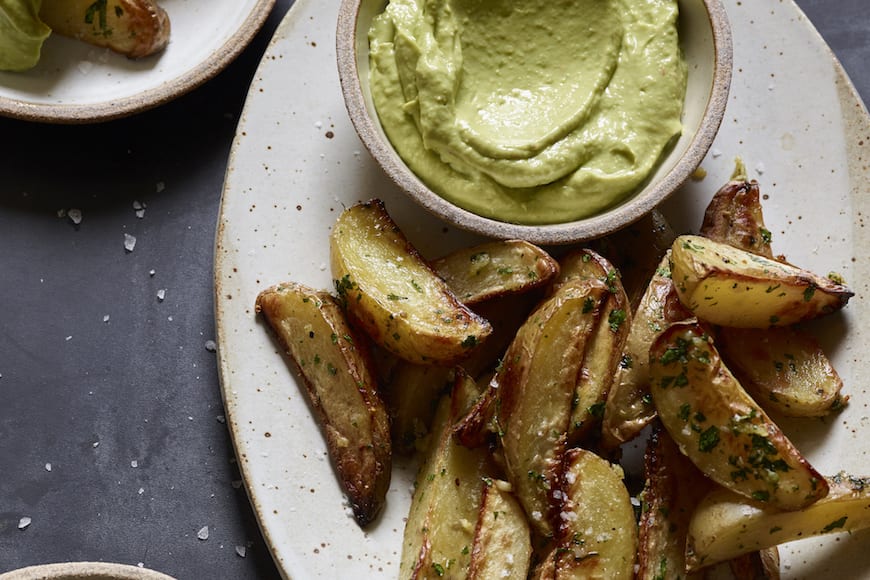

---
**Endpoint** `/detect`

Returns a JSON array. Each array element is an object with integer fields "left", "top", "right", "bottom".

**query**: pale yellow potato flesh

[
  {"left": 687, "top": 473, "right": 870, "bottom": 571},
  {"left": 649, "top": 321, "right": 828, "bottom": 511},
  {"left": 669, "top": 235, "right": 852, "bottom": 328},
  {"left": 40, "top": 0, "right": 170, "bottom": 58},
  {"left": 468, "top": 481, "right": 532, "bottom": 580},
  {"left": 535, "top": 449, "right": 637, "bottom": 580},
  {"left": 330, "top": 199, "right": 492, "bottom": 365},
  {"left": 254, "top": 282, "right": 391, "bottom": 526},
  {"left": 432, "top": 239, "right": 559, "bottom": 305},
  {"left": 496, "top": 279, "right": 608, "bottom": 537}
]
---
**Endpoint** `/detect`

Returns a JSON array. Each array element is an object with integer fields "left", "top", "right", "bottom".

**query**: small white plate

[
  {"left": 216, "top": 0, "right": 870, "bottom": 577},
  {"left": 0, "top": 0, "right": 275, "bottom": 123}
]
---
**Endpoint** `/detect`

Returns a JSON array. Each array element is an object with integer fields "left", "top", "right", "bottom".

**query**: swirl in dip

[{"left": 368, "top": 0, "right": 688, "bottom": 225}]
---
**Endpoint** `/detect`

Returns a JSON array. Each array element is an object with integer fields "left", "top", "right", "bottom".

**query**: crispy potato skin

[
  {"left": 670, "top": 235, "right": 853, "bottom": 328},
  {"left": 699, "top": 179, "right": 774, "bottom": 259},
  {"left": 255, "top": 282, "right": 391, "bottom": 526},
  {"left": 330, "top": 199, "right": 492, "bottom": 365},
  {"left": 649, "top": 321, "right": 828, "bottom": 511},
  {"left": 40, "top": 0, "right": 170, "bottom": 58}
]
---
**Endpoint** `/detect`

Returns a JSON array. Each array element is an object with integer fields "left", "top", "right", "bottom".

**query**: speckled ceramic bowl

[
  {"left": 337, "top": 0, "right": 732, "bottom": 245},
  {"left": 0, "top": 562, "right": 176, "bottom": 580}
]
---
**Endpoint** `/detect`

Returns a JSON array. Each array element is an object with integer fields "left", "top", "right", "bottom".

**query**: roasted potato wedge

[
  {"left": 717, "top": 326, "right": 846, "bottom": 417},
  {"left": 535, "top": 448, "right": 637, "bottom": 579},
  {"left": 649, "top": 320, "right": 828, "bottom": 511},
  {"left": 468, "top": 480, "right": 533, "bottom": 580},
  {"left": 699, "top": 173, "right": 847, "bottom": 417},
  {"left": 330, "top": 199, "right": 492, "bottom": 365},
  {"left": 686, "top": 473, "right": 870, "bottom": 571},
  {"left": 551, "top": 249, "right": 632, "bottom": 444},
  {"left": 638, "top": 423, "right": 782, "bottom": 579},
  {"left": 432, "top": 239, "right": 559, "bottom": 305},
  {"left": 670, "top": 235, "right": 853, "bottom": 328},
  {"left": 40, "top": 0, "right": 170, "bottom": 58},
  {"left": 401, "top": 373, "right": 531, "bottom": 579},
  {"left": 699, "top": 176, "right": 775, "bottom": 259},
  {"left": 637, "top": 423, "right": 713, "bottom": 580},
  {"left": 496, "top": 279, "right": 608, "bottom": 536},
  {"left": 254, "top": 282, "right": 391, "bottom": 526},
  {"left": 600, "top": 254, "right": 692, "bottom": 450}
]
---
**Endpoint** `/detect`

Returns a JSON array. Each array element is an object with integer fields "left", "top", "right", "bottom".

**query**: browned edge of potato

[
  {"left": 255, "top": 282, "right": 391, "bottom": 526},
  {"left": 649, "top": 320, "right": 829, "bottom": 511},
  {"left": 40, "top": 0, "right": 170, "bottom": 58},
  {"left": 330, "top": 199, "right": 492, "bottom": 365}
]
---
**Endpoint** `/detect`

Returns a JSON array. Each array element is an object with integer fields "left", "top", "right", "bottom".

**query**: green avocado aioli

[
  {"left": 0, "top": 0, "right": 50, "bottom": 72},
  {"left": 368, "top": 0, "right": 687, "bottom": 224}
]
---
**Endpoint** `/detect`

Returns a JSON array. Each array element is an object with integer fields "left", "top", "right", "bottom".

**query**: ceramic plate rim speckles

[
  {"left": 0, "top": 0, "right": 276, "bottom": 124},
  {"left": 0, "top": 562, "right": 176, "bottom": 580},
  {"left": 215, "top": 0, "right": 870, "bottom": 577}
]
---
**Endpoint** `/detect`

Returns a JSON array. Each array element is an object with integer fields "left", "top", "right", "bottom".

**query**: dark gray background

[{"left": 0, "top": 1, "right": 866, "bottom": 578}]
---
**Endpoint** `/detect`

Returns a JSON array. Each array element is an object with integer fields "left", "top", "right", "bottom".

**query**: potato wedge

[
  {"left": 432, "top": 240, "right": 559, "bottom": 305},
  {"left": 254, "top": 282, "right": 391, "bottom": 526},
  {"left": 401, "top": 396, "right": 487, "bottom": 578},
  {"left": 600, "top": 254, "right": 692, "bottom": 450},
  {"left": 496, "top": 279, "right": 608, "bottom": 536},
  {"left": 717, "top": 326, "right": 846, "bottom": 417},
  {"left": 330, "top": 199, "right": 492, "bottom": 365},
  {"left": 699, "top": 174, "right": 847, "bottom": 417},
  {"left": 649, "top": 320, "right": 828, "bottom": 511},
  {"left": 686, "top": 473, "right": 870, "bottom": 571},
  {"left": 669, "top": 235, "right": 853, "bottom": 328},
  {"left": 40, "top": 0, "right": 170, "bottom": 58},
  {"left": 551, "top": 249, "right": 632, "bottom": 444},
  {"left": 468, "top": 480, "right": 533, "bottom": 580},
  {"left": 699, "top": 177, "right": 775, "bottom": 259},
  {"left": 637, "top": 423, "right": 712, "bottom": 580},
  {"left": 535, "top": 449, "right": 637, "bottom": 579}
]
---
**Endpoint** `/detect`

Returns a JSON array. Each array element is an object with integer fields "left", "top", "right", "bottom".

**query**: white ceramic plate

[
  {"left": 0, "top": 562, "right": 175, "bottom": 580},
  {"left": 0, "top": 0, "right": 275, "bottom": 123},
  {"left": 215, "top": 0, "right": 870, "bottom": 577}
]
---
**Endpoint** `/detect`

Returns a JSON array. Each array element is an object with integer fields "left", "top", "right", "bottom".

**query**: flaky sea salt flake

[
  {"left": 197, "top": 526, "right": 209, "bottom": 540},
  {"left": 68, "top": 209, "right": 83, "bottom": 225},
  {"left": 45, "top": 463, "right": 52, "bottom": 472},
  {"left": 235, "top": 545, "right": 247, "bottom": 558},
  {"left": 157, "top": 289, "right": 166, "bottom": 301},
  {"left": 18, "top": 517, "right": 31, "bottom": 530},
  {"left": 205, "top": 340, "right": 217, "bottom": 352},
  {"left": 124, "top": 233, "right": 137, "bottom": 252}
]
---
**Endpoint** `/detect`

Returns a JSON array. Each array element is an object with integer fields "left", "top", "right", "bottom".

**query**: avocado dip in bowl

[{"left": 337, "top": 0, "right": 732, "bottom": 244}]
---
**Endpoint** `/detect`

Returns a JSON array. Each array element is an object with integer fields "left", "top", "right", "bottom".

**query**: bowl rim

[{"left": 336, "top": 0, "right": 733, "bottom": 245}]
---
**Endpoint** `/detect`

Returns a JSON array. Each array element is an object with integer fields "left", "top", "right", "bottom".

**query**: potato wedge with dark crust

[
  {"left": 687, "top": 473, "right": 870, "bottom": 571},
  {"left": 699, "top": 177, "right": 775, "bottom": 259},
  {"left": 255, "top": 282, "right": 391, "bottom": 526},
  {"left": 600, "top": 254, "right": 692, "bottom": 450},
  {"left": 637, "top": 423, "right": 712, "bottom": 580},
  {"left": 698, "top": 174, "right": 847, "bottom": 417},
  {"left": 551, "top": 249, "right": 632, "bottom": 444},
  {"left": 649, "top": 320, "right": 828, "bottom": 511},
  {"left": 330, "top": 199, "right": 492, "bottom": 365},
  {"left": 432, "top": 239, "right": 559, "bottom": 305},
  {"left": 670, "top": 235, "right": 853, "bottom": 328},
  {"left": 535, "top": 449, "right": 637, "bottom": 580},
  {"left": 40, "top": 0, "right": 170, "bottom": 58},
  {"left": 496, "top": 279, "right": 608, "bottom": 537}
]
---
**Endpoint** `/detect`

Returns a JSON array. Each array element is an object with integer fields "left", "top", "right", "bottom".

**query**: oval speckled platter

[
  {"left": 0, "top": 0, "right": 275, "bottom": 123},
  {"left": 0, "top": 562, "right": 176, "bottom": 580},
  {"left": 215, "top": 0, "right": 870, "bottom": 577}
]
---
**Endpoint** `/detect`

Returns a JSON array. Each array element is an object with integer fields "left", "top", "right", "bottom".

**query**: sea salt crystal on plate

[
  {"left": 197, "top": 526, "right": 209, "bottom": 540},
  {"left": 18, "top": 517, "right": 31, "bottom": 530},
  {"left": 205, "top": 340, "right": 216, "bottom": 352},
  {"left": 235, "top": 545, "right": 246, "bottom": 558},
  {"left": 124, "top": 234, "right": 137, "bottom": 252},
  {"left": 157, "top": 289, "right": 166, "bottom": 301}
]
